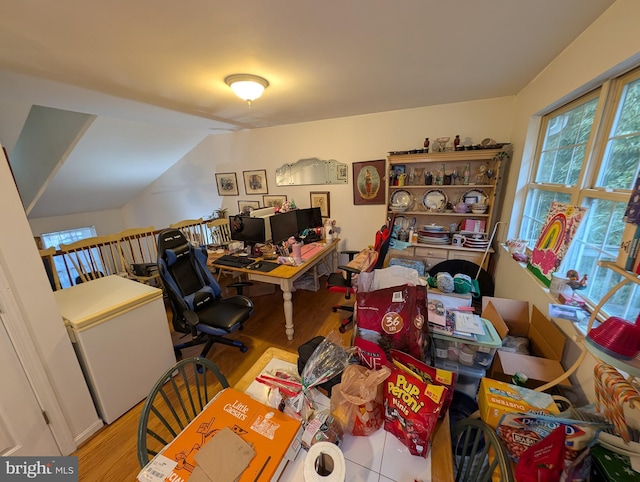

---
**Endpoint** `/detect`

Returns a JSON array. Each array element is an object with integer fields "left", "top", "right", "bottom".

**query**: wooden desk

[
  {"left": 211, "top": 239, "right": 340, "bottom": 341},
  {"left": 236, "top": 347, "right": 454, "bottom": 482}
]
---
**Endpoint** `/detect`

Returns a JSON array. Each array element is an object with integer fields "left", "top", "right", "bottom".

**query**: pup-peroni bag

[{"left": 383, "top": 364, "right": 448, "bottom": 458}]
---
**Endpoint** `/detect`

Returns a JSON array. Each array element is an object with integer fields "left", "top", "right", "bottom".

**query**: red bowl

[{"left": 587, "top": 316, "right": 640, "bottom": 360}]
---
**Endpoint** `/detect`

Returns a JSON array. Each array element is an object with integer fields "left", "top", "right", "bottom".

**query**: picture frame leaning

[
  {"left": 243, "top": 169, "right": 269, "bottom": 195},
  {"left": 215, "top": 172, "right": 239, "bottom": 196},
  {"left": 310, "top": 191, "right": 330, "bottom": 218}
]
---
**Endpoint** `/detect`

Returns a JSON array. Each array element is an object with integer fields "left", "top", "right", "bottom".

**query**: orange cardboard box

[
  {"left": 477, "top": 377, "right": 560, "bottom": 429},
  {"left": 138, "top": 387, "right": 303, "bottom": 482}
]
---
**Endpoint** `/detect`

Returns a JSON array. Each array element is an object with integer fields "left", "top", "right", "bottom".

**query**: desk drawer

[{"left": 414, "top": 247, "right": 447, "bottom": 270}]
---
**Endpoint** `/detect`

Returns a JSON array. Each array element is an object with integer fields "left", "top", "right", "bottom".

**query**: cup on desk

[
  {"left": 292, "top": 242, "right": 302, "bottom": 263},
  {"left": 452, "top": 234, "right": 466, "bottom": 246}
]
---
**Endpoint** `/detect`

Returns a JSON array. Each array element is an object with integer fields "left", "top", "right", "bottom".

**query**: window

[
  {"left": 519, "top": 67, "right": 640, "bottom": 319},
  {"left": 40, "top": 226, "right": 97, "bottom": 288}
]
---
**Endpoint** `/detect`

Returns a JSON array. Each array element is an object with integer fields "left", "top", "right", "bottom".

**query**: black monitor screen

[
  {"left": 269, "top": 211, "right": 299, "bottom": 244},
  {"left": 230, "top": 216, "right": 266, "bottom": 245},
  {"left": 296, "top": 207, "right": 323, "bottom": 231}
]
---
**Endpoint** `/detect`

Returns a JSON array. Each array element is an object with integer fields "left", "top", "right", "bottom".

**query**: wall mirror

[{"left": 275, "top": 157, "right": 348, "bottom": 186}]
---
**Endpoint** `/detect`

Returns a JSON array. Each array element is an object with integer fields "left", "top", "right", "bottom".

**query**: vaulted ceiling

[{"left": 0, "top": 0, "right": 615, "bottom": 218}]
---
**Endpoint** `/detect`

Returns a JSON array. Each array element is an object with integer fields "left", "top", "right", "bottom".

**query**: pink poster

[{"left": 527, "top": 202, "right": 587, "bottom": 286}]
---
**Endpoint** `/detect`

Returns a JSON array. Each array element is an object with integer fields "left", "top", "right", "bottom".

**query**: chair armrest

[
  {"left": 340, "top": 250, "right": 360, "bottom": 261},
  {"left": 184, "top": 310, "right": 200, "bottom": 337},
  {"left": 337, "top": 265, "right": 361, "bottom": 276}
]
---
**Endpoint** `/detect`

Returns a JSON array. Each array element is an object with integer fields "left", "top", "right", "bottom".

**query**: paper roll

[{"left": 303, "top": 442, "right": 346, "bottom": 482}]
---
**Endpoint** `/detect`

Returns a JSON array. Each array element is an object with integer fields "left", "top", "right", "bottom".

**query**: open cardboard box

[{"left": 481, "top": 297, "right": 568, "bottom": 389}]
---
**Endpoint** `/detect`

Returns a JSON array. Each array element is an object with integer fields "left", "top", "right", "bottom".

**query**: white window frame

[{"left": 518, "top": 67, "right": 640, "bottom": 320}]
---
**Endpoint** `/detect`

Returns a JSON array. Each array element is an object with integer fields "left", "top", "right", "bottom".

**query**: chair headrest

[
  {"left": 165, "top": 244, "right": 191, "bottom": 267},
  {"left": 158, "top": 228, "right": 189, "bottom": 253}
]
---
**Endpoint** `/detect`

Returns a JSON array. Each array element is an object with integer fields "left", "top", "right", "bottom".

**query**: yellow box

[{"left": 477, "top": 377, "right": 559, "bottom": 428}]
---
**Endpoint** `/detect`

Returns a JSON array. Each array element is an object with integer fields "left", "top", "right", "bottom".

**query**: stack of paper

[{"left": 454, "top": 312, "right": 485, "bottom": 337}]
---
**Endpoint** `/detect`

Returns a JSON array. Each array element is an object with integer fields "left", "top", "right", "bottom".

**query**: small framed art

[
  {"left": 243, "top": 169, "right": 268, "bottom": 195},
  {"left": 353, "top": 159, "right": 385, "bottom": 205},
  {"left": 215, "top": 172, "right": 239, "bottom": 196},
  {"left": 263, "top": 195, "right": 287, "bottom": 208},
  {"left": 310, "top": 191, "right": 330, "bottom": 218},
  {"left": 238, "top": 200, "right": 261, "bottom": 214}
]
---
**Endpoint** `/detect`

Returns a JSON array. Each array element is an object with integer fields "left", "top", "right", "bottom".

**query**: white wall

[
  {"left": 0, "top": 148, "right": 102, "bottom": 447},
  {"left": 29, "top": 208, "right": 125, "bottom": 238},
  {"left": 125, "top": 97, "right": 516, "bottom": 252},
  {"left": 494, "top": 0, "right": 640, "bottom": 404}
]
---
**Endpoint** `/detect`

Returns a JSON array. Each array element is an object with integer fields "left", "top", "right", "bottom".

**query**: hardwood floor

[{"left": 71, "top": 278, "right": 352, "bottom": 481}]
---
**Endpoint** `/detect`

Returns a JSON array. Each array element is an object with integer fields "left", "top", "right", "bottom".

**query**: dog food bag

[
  {"left": 355, "top": 284, "right": 428, "bottom": 361},
  {"left": 383, "top": 365, "right": 448, "bottom": 458},
  {"left": 389, "top": 349, "right": 456, "bottom": 417}
]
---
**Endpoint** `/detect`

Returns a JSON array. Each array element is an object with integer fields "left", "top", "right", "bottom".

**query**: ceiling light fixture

[{"left": 224, "top": 74, "right": 269, "bottom": 106}]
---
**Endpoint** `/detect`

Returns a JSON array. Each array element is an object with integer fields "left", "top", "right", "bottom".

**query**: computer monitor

[
  {"left": 269, "top": 211, "right": 299, "bottom": 244},
  {"left": 296, "top": 207, "right": 323, "bottom": 231},
  {"left": 230, "top": 216, "right": 266, "bottom": 246}
]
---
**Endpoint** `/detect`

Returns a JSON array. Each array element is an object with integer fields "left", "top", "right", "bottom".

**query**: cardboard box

[
  {"left": 138, "top": 387, "right": 302, "bottom": 482},
  {"left": 482, "top": 297, "right": 568, "bottom": 389},
  {"left": 477, "top": 377, "right": 560, "bottom": 428}
]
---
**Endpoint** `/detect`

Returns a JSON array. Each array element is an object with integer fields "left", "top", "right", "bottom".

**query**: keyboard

[{"left": 214, "top": 255, "right": 256, "bottom": 268}]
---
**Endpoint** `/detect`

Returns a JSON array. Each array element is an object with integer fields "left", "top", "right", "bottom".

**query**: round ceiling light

[{"left": 224, "top": 74, "right": 269, "bottom": 106}]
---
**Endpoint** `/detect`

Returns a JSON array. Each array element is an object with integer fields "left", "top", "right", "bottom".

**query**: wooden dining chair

[
  {"left": 137, "top": 357, "right": 229, "bottom": 468},
  {"left": 59, "top": 234, "right": 128, "bottom": 284},
  {"left": 206, "top": 218, "right": 233, "bottom": 248},
  {"left": 117, "top": 226, "right": 160, "bottom": 285},
  {"left": 39, "top": 246, "right": 62, "bottom": 291},
  {"left": 451, "top": 417, "right": 514, "bottom": 482},
  {"left": 169, "top": 218, "right": 206, "bottom": 246},
  {"left": 205, "top": 218, "right": 244, "bottom": 281}
]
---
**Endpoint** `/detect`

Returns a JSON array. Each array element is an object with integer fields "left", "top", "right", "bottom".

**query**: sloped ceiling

[{"left": 0, "top": 0, "right": 616, "bottom": 218}]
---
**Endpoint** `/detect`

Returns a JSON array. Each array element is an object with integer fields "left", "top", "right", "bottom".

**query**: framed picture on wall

[
  {"left": 215, "top": 172, "right": 239, "bottom": 196},
  {"left": 353, "top": 159, "right": 385, "bottom": 205},
  {"left": 238, "top": 200, "right": 261, "bottom": 214},
  {"left": 243, "top": 169, "right": 269, "bottom": 195},
  {"left": 263, "top": 195, "right": 287, "bottom": 208},
  {"left": 310, "top": 191, "right": 330, "bottom": 218}
]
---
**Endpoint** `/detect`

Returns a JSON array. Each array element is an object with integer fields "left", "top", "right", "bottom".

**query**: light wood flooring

[{"left": 71, "top": 277, "right": 352, "bottom": 481}]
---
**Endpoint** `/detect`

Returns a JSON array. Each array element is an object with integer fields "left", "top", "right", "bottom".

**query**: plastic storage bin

[
  {"left": 435, "top": 358, "right": 485, "bottom": 400},
  {"left": 430, "top": 317, "right": 502, "bottom": 371}
]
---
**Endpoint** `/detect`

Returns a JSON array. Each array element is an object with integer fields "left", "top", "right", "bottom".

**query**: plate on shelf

[
  {"left": 481, "top": 138, "right": 497, "bottom": 147},
  {"left": 422, "top": 224, "right": 445, "bottom": 232},
  {"left": 460, "top": 189, "right": 488, "bottom": 205},
  {"left": 390, "top": 189, "right": 414, "bottom": 209},
  {"left": 418, "top": 235, "right": 450, "bottom": 245},
  {"left": 422, "top": 189, "right": 448, "bottom": 212}
]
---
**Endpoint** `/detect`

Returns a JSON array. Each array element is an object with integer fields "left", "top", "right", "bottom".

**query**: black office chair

[
  {"left": 327, "top": 214, "right": 395, "bottom": 332},
  {"left": 157, "top": 228, "right": 254, "bottom": 358}
]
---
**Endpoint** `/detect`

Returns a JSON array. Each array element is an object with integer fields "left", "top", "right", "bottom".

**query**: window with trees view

[{"left": 519, "top": 66, "right": 640, "bottom": 320}]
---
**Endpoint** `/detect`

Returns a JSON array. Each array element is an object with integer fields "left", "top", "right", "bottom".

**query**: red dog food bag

[
  {"left": 355, "top": 284, "right": 427, "bottom": 361},
  {"left": 383, "top": 365, "right": 448, "bottom": 458},
  {"left": 389, "top": 349, "right": 456, "bottom": 417}
]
